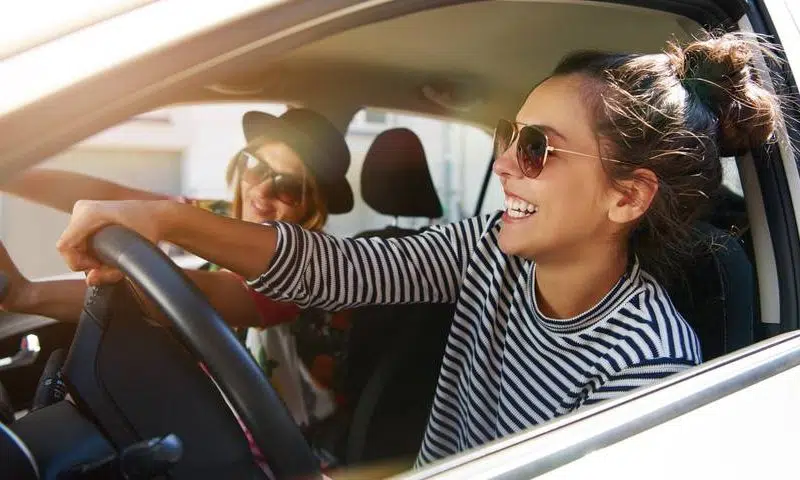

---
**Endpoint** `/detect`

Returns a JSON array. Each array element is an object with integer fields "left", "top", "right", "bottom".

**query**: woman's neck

[{"left": 534, "top": 245, "right": 629, "bottom": 320}]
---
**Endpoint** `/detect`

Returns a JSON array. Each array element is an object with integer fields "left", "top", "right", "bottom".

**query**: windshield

[{"left": 0, "top": 0, "right": 154, "bottom": 58}]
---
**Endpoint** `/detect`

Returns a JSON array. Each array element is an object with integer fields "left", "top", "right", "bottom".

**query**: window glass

[
  {"left": 364, "top": 110, "right": 388, "bottom": 125},
  {"left": 1, "top": 103, "right": 496, "bottom": 277},
  {"left": 479, "top": 173, "right": 505, "bottom": 215},
  {"left": 0, "top": 102, "right": 286, "bottom": 278},
  {"left": 329, "top": 109, "right": 493, "bottom": 236},
  {"left": 721, "top": 157, "right": 744, "bottom": 197}
]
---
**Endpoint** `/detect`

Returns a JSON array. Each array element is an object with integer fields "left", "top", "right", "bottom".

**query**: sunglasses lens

[
  {"left": 493, "top": 119, "right": 515, "bottom": 160},
  {"left": 242, "top": 151, "right": 259, "bottom": 170},
  {"left": 239, "top": 151, "right": 305, "bottom": 206},
  {"left": 517, "top": 126, "right": 548, "bottom": 178},
  {"left": 272, "top": 175, "right": 305, "bottom": 206},
  {"left": 240, "top": 152, "right": 267, "bottom": 181}
]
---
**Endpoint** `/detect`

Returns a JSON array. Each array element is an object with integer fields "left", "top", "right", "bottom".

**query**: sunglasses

[
  {"left": 237, "top": 150, "right": 306, "bottom": 206},
  {"left": 493, "top": 119, "right": 617, "bottom": 178}
]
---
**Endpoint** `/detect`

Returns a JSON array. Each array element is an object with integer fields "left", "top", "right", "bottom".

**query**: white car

[{"left": 0, "top": 1, "right": 799, "bottom": 479}]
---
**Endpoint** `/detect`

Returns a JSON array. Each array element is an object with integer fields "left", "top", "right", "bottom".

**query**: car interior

[{"left": 0, "top": 0, "right": 791, "bottom": 478}]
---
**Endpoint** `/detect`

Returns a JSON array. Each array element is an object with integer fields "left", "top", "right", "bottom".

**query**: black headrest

[
  {"left": 665, "top": 222, "right": 754, "bottom": 360},
  {"left": 361, "top": 128, "right": 443, "bottom": 219}
]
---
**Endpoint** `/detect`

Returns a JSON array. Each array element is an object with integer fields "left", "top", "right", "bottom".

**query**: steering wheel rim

[{"left": 90, "top": 225, "right": 319, "bottom": 479}]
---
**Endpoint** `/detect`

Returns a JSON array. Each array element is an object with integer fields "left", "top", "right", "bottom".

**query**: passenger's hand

[
  {"left": 0, "top": 240, "right": 31, "bottom": 311},
  {"left": 56, "top": 200, "right": 166, "bottom": 285}
]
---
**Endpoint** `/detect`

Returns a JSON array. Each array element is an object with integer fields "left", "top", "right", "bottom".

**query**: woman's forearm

[
  {"left": 11, "top": 270, "right": 280, "bottom": 328},
  {"left": 57, "top": 200, "right": 279, "bottom": 284},
  {"left": 155, "top": 201, "right": 279, "bottom": 280},
  {"left": 136, "top": 270, "right": 296, "bottom": 328},
  {"left": 182, "top": 270, "right": 268, "bottom": 328},
  {"left": 13, "top": 279, "right": 87, "bottom": 323},
  {"left": 2, "top": 169, "right": 170, "bottom": 214},
  {"left": 58, "top": 199, "right": 473, "bottom": 309}
]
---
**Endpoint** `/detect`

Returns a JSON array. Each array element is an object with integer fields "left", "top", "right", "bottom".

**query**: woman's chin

[
  {"left": 498, "top": 226, "right": 541, "bottom": 260},
  {"left": 497, "top": 230, "right": 523, "bottom": 256},
  {"left": 242, "top": 211, "right": 275, "bottom": 224}
]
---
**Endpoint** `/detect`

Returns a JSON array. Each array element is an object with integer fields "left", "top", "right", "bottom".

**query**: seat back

[
  {"left": 339, "top": 128, "right": 451, "bottom": 465},
  {"left": 665, "top": 223, "right": 755, "bottom": 360}
]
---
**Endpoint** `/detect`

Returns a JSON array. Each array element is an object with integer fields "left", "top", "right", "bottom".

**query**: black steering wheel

[{"left": 91, "top": 225, "right": 319, "bottom": 478}]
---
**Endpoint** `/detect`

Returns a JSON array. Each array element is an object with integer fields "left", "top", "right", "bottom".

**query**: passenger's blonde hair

[{"left": 225, "top": 135, "right": 328, "bottom": 231}]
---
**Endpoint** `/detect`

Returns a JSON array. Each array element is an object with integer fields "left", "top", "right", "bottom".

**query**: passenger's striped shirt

[{"left": 248, "top": 212, "right": 702, "bottom": 466}]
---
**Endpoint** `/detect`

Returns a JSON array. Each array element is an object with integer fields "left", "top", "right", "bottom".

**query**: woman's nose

[{"left": 492, "top": 142, "right": 522, "bottom": 178}]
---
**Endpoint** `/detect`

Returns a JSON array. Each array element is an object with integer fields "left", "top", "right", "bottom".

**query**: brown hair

[
  {"left": 551, "top": 32, "right": 784, "bottom": 280},
  {"left": 225, "top": 136, "right": 329, "bottom": 231}
]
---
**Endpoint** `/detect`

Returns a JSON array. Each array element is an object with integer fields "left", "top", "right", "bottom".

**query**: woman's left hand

[{"left": 57, "top": 200, "right": 167, "bottom": 285}]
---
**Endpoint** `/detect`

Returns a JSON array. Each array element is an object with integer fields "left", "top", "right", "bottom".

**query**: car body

[{"left": 1, "top": 0, "right": 799, "bottom": 478}]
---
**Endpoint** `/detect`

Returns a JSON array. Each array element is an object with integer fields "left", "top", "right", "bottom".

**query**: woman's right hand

[{"left": 57, "top": 199, "right": 168, "bottom": 285}]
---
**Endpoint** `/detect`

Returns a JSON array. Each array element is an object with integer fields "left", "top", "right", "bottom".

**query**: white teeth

[{"left": 504, "top": 196, "right": 537, "bottom": 216}]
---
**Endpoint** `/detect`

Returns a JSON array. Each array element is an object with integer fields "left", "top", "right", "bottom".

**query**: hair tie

[
  {"left": 681, "top": 77, "right": 717, "bottom": 112},
  {"left": 680, "top": 57, "right": 730, "bottom": 111}
]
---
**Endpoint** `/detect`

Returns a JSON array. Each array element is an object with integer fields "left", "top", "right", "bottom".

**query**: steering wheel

[{"left": 90, "top": 225, "right": 319, "bottom": 479}]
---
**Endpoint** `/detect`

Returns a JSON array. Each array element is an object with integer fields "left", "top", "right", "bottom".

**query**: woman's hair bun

[{"left": 667, "top": 33, "right": 780, "bottom": 156}]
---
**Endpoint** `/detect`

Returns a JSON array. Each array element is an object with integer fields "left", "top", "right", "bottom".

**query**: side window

[
  {"left": 364, "top": 110, "right": 389, "bottom": 125},
  {"left": 2, "top": 103, "right": 497, "bottom": 278},
  {"left": 721, "top": 157, "right": 743, "bottom": 197},
  {"left": 329, "top": 108, "right": 492, "bottom": 236},
  {"left": 1, "top": 102, "right": 286, "bottom": 279},
  {"left": 479, "top": 174, "right": 505, "bottom": 215}
]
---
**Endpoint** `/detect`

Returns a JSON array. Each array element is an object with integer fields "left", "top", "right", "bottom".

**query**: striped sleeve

[
  {"left": 246, "top": 215, "right": 492, "bottom": 311},
  {"left": 580, "top": 357, "right": 696, "bottom": 407}
]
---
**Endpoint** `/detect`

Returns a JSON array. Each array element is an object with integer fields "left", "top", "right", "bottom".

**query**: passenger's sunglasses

[
  {"left": 237, "top": 150, "right": 306, "bottom": 207},
  {"left": 493, "top": 119, "right": 617, "bottom": 178}
]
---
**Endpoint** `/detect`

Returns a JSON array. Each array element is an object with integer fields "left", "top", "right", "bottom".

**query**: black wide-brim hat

[{"left": 242, "top": 109, "right": 353, "bottom": 214}]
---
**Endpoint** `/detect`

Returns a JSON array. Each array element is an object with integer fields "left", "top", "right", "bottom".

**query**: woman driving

[{"left": 54, "top": 32, "right": 784, "bottom": 465}]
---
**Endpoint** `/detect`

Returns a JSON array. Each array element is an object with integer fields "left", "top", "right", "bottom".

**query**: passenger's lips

[{"left": 247, "top": 199, "right": 276, "bottom": 219}]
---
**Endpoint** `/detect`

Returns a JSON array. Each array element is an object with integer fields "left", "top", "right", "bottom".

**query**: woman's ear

[{"left": 608, "top": 168, "right": 659, "bottom": 225}]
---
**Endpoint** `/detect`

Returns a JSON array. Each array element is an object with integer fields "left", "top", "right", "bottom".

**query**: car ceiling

[{"left": 180, "top": 1, "right": 704, "bottom": 130}]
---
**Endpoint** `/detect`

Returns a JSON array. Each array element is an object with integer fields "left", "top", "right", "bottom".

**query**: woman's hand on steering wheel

[{"left": 57, "top": 200, "right": 168, "bottom": 285}]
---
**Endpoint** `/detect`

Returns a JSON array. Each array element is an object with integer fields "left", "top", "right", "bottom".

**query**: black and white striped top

[{"left": 248, "top": 212, "right": 702, "bottom": 466}]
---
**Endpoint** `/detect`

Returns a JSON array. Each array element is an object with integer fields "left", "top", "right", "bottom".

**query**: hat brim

[{"left": 243, "top": 111, "right": 354, "bottom": 215}]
